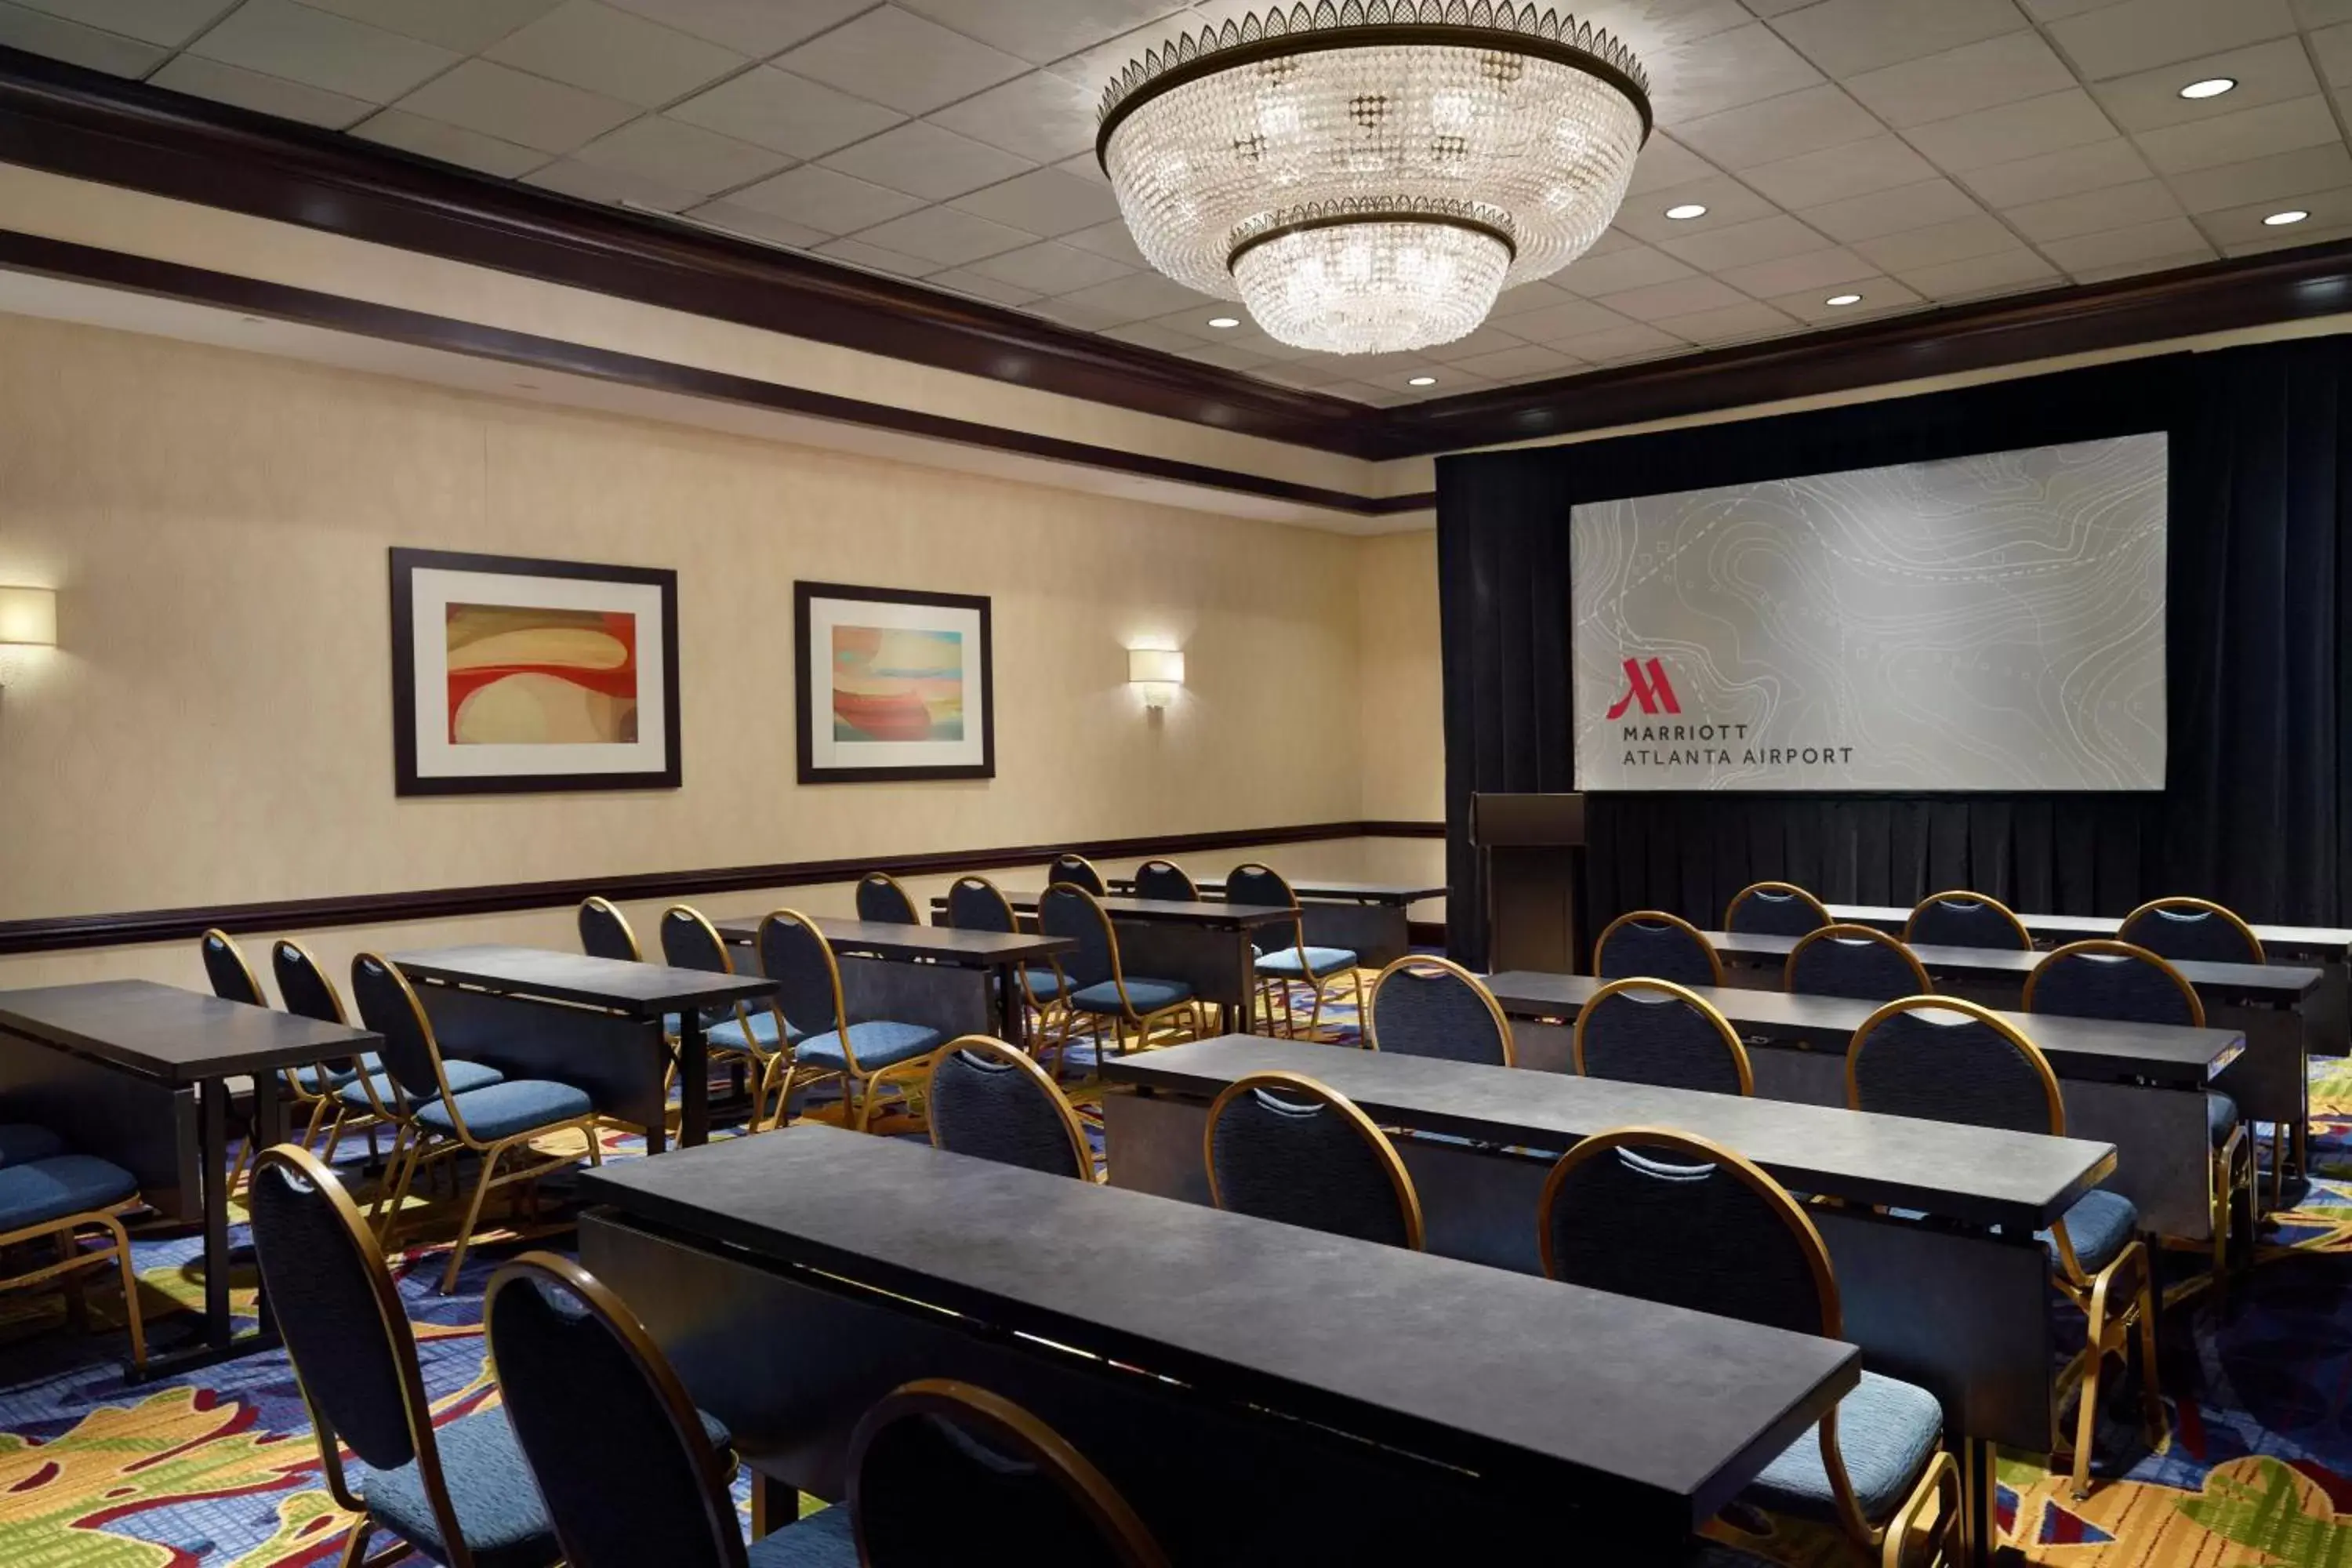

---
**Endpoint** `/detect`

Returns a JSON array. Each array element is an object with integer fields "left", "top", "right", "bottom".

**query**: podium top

[{"left": 1469, "top": 793, "right": 1585, "bottom": 848}]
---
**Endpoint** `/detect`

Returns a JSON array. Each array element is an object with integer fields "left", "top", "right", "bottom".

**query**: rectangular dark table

[
  {"left": 711, "top": 916, "right": 1071, "bottom": 1049},
  {"left": 930, "top": 891, "right": 1298, "bottom": 1020},
  {"left": 578, "top": 1124, "right": 1859, "bottom": 1560},
  {"left": 389, "top": 946, "right": 775, "bottom": 1150},
  {"left": 1486, "top": 970, "right": 2242, "bottom": 1240},
  {"left": 1104, "top": 875, "right": 1446, "bottom": 967},
  {"left": 0, "top": 979, "right": 380, "bottom": 1374}
]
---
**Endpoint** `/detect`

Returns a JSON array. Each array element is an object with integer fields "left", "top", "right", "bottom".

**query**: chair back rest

[
  {"left": 1904, "top": 890, "right": 2031, "bottom": 950},
  {"left": 1573, "top": 979, "right": 1751, "bottom": 1096},
  {"left": 856, "top": 873, "right": 921, "bottom": 926},
  {"left": 271, "top": 939, "right": 351, "bottom": 1027},
  {"left": 1204, "top": 1071, "right": 1422, "bottom": 1249},
  {"left": 945, "top": 875, "right": 1016, "bottom": 933},
  {"left": 578, "top": 897, "right": 641, "bottom": 962},
  {"left": 1365, "top": 956, "right": 1513, "bottom": 1066},
  {"left": 2119, "top": 896, "right": 2265, "bottom": 965},
  {"left": 349, "top": 954, "right": 448, "bottom": 1106},
  {"left": 659, "top": 905, "right": 735, "bottom": 975},
  {"left": 1037, "top": 884, "right": 1119, "bottom": 992},
  {"left": 1594, "top": 911, "right": 1723, "bottom": 988},
  {"left": 2025, "top": 939, "right": 2204, "bottom": 1027},
  {"left": 1047, "top": 854, "right": 1106, "bottom": 896},
  {"left": 1537, "top": 1127, "right": 1837, "bottom": 1340},
  {"left": 201, "top": 928, "right": 266, "bottom": 1006},
  {"left": 1724, "top": 881, "right": 1830, "bottom": 937},
  {"left": 1131, "top": 860, "right": 1199, "bottom": 902},
  {"left": 486, "top": 1254, "right": 744, "bottom": 1568},
  {"left": 1226, "top": 862, "right": 1306, "bottom": 953},
  {"left": 1846, "top": 997, "right": 2064, "bottom": 1135},
  {"left": 927, "top": 1036, "right": 1091, "bottom": 1180},
  {"left": 1784, "top": 924, "right": 1932, "bottom": 1004},
  {"left": 848, "top": 1381, "right": 1169, "bottom": 1568},
  {"left": 756, "top": 909, "right": 847, "bottom": 1040}
]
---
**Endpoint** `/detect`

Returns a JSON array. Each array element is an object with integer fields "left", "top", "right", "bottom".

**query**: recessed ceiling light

[
  {"left": 1407, "top": 375, "right": 1438, "bottom": 386},
  {"left": 1207, "top": 315, "right": 1241, "bottom": 328},
  {"left": 2178, "top": 76, "right": 2235, "bottom": 100},
  {"left": 1664, "top": 202, "right": 1708, "bottom": 220},
  {"left": 2264, "top": 209, "right": 2310, "bottom": 226},
  {"left": 1824, "top": 292, "right": 1863, "bottom": 307}
]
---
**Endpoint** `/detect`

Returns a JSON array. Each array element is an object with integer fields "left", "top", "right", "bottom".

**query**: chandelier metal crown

[{"left": 1097, "top": 2, "right": 1652, "bottom": 357}]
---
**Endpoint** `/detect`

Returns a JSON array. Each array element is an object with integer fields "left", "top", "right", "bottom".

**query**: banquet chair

[
  {"left": 1365, "top": 956, "right": 1514, "bottom": 1066},
  {"left": 945, "top": 874, "right": 1068, "bottom": 1052},
  {"left": 2119, "top": 896, "right": 2265, "bottom": 966},
  {"left": 855, "top": 872, "right": 922, "bottom": 926},
  {"left": 1231, "top": 862, "right": 1360, "bottom": 1040},
  {"left": 1131, "top": 859, "right": 1199, "bottom": 902},
  {"left": 1904, "top": 891, "right": 2032, "bottom": 951},
  {"left": 1724, "top": 881, "right": 1831, "bottom": 938},
  {"left": 660, "top": 905, "right": 796, "bottom": 1131},
  {"left": 1048, "top": 852, "right": 1108, "bottom": 895},
  {"left": 1785, "top": 925, "right": 1933, "bottom": 1004},
  {"left": 205, "top": 928, "right": 363, "bottom": 1192},
  {"left": 1573, "top": 978, "right": 1752, "bottom": 1096},
  {"left": 576, "top": 897, "right": 642, "bottom": 963},
  {"left": 1036, "top": 885, "right": 1201, "bottom": 1073},
  {"left": 0, "top": 1120, "right": 145, "bottom": 1373},
  {"left": 272, "top": 938, "right": 388, "bottom": 1165},
  {"left": 927, "top": 1036, "right": 1095, "bottom": 1181},
  {"left": 1594, "top": 911, "right": 1724, "bottom": 988},
  {"left": 757, "top": 910, "right": 943, "bottom": 1132},
  {"left": 1205, "top": 1070, "right": 1422, "bottom": 1250}
]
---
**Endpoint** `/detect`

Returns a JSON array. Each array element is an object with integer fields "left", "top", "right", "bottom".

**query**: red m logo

[{"left": 1606, "top": 657, "right": 1681, "bottom": 720}]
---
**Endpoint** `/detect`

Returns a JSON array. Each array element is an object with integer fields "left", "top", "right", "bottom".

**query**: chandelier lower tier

[{"left": 1098, "top": 2, "right": 1651, "bottom": 357}]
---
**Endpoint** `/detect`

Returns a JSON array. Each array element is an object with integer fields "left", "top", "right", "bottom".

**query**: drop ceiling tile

[
  {"left": 685, "top": 199, "right": 830, "bottom": 249},
  {"left": 2166, "top": 141, "right": 2352, "bottom": 210},
  {"left": 2002, "top": 177, "right": 2184, "bottom": 241},
  {"left": 1484, "top": 279, "right": 1582, "bottom": 319},
  {"left": 1675, "top": 85, "right": 1886, "bottom": 172},
  {"left": 2020, "top": 0, "right": 2108, "bottom": 15},
  {"left": 1134, "top": 309, "right": 1245, "bottom": 345},
  {"left": 963, "top": 238, "right": 1131, "bottom": 292},
  {"left": 572, "top": 114, "right": 790, "bottom": 194},
  {"left": 1894, "top": 245, "right": 2063, "bottom": 299},
  {"left": 1490, "top": 297, "right": 1636, "bottom": 343},
  {"left": 151, "top": 53, "right": 377, "bottom": 126},
  {"left": 1250, "top": 361, "right": 1352, "bottom": 390},
  {"left": 1058, "top": 219, "right": 1148, "bottom": 267},
  {"left": 949, "top": 166, "right": 1120, "bottom": 235},
  {"left": 2044, "top": 0, "right": 2297, "bottom": 81},
  {"left": 1022, "top": 296, "right": 1128, "bottom": 332},
  {"left": 2224, "top": 218, "right": 2352, "bottom": 254},
  {"left": 1098, "top": 321, "right": 1200, "bottom": 353},
  {"left": 187, "top": 0, "right": 460, "bottom": 103},
  {"left": 601, "top": 0, "right": 872, "bottom": 55},
  {"left": 9, "top": 0, "right": 229, "bottom": 47},
  {"left": 1904, "top": 89, "right": 2119, "bottom": 172},
  {"left": 2133, "top": 94, "right": 2340, "bottom": 174},
  {"left": 353, "top": 107, "right": 552, "bottom": 177},
  {"left": 776, "top": 5, "right": 1027, "bottom": 115},
  {"left": 1843, "top": 31, "right": 2079, "bottom": 130},
  {"left": 923, "top": 267, "right": 1039, "bottom": 306},
  {"left": 2316, "top": 22, "right": 2352, "bottom": 86},
  {"left": 851, "top": 204, "right": 1035, "bottom": 265},
  {"left": 1622, "top": 133, "right": 1722, "bottom": 196},
  {"left": 2090, "top": 36, "right": 2320, "bottom": 132},
  {"left": 1552, "top": 243, "right": 1700, "bottom": 296},
  {"left": 394, "top": 57, "right": 640, "bottom": 153},
  {"left": 1178, "top": 342, "right": 1275, "bottom": 372},
  {"left": 669, "top": 67, "right": 905, "bottom": 161},
  {"left": 2038, "top": 215, "right": 2216, "bottom": 270},
  {"left": 1613, "top": 175, "right": 1781, "bottom": 242},
  {"left": 1715, "top": 245, "right": 1881, "bottom": 297},
  {"left": 1418, "top": 325, "right": 1534, "bottom": 364},
  {"left": 1798, "top": 179, "right": 1989, "bottom": 243},
  {"left": 299, "top": 0, "right": 563, "bottom": 53},
  {"left": 819, "top": 119, "right": 1033, "bottom": 200},
  {"left": 1957, "top": 137, "right": 2153, "bottom": 207},
  {"left": 1555, "top": 321, "right": 1691, "bottom": 362},
  {"left": 1056, "top": 151, "right": 1109, "bottom": 186},
  {"left": 2068, "top": 248, "right": 2217, "bottom": 281},
  {"left": 926, "top": 70, "right": 1102, "bottom": 163},
  {"left": 812, "top": 234, "right": 941, "bottom": 277},
  {"left": 894, "top": 0, "right": 1187, "bottom": 66},
  {"left": 1650, "top": 299, "right": 1802, "bottom": 343},
  {"left": 1768, "top": 278, "right": 1925, "bottom": 321},
  {"left": 1052, "top": 270, "right": 1215, "bottom": 323},
  {"left": 1740, "top": 132, "right": 1943, "bottom": 209},
  {"left": 1447, "top": 343, "right": 1584, "bottom": 380},
  {"left": 1653, "top": 212, "right": 1834, "bottom": 270},
  {"left": 485, "top": 1, "right": 746, "bottom": 110},
  {"left": 725, "top": 163, "right": 925, "bottom": 232},
  {"left": 0, "top": 2, "right": 168, "bottom": 75},
  {"left": 2298, "top": 0, "right": 2352, "bottom": 23},
  {"left": 2199, "top": 187, "right": 2352, "bottom": 243},
  {"left": 1646, "top": 23, "right": 1825, "bottom": 122},
  {"left": 1594, "top": 274, "right": 1753, "bottom": 321},
  {"left": 1854, "top": 214, "right": 2027, "bottom": 270},
  {"left": 524, "top": 154, "right": 702, "bottom": 209},
  {"left": 1768, "top": 0, "right": 2031, "bottom": 78}
]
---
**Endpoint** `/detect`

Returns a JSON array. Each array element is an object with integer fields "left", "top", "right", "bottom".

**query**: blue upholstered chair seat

[
  {"left": 339, "top": 1059, "right": 503, "bottom": 1113},
  {"left": 354, "top": 1406, "right": 557, "bottom": 1568},
  {"left": 291, "top": 1054, "right": 382, "bottom": 1095},
  {"left": 708, "top": 1010, "right": 793, "bottom": 1054},
  {"left": 414, "top": 1080, "right": 594, "bottom": 1143},
  {"left": 1022, "top": 966, "right": 1068, "bottom": 998},
  {"left": 796, "top": 1021, "right": 942, "bottom": 1073},
  {"left": 1069, "top": 977, "right": 1192, "bottom": 1015},
  {"left": 0, "top": 1155, "right": 140, "bottom": 1232},
  {"left": 1746, "top": 1370, "right": 1943, "bottom": 1522},
  {"left": 0, "top": 1123, "right": 68, "bottom": 1169},
  {"left": 746, "top": 1507, "right": 858, "bottom": 1566},
  {"left": 2209, "top": 1091, "right": 2240, "bottom": 1149},
  {"left": 2041, "top": 1188, "right": 2139, "bottom": 1273},
  {"left": 1256, "top": 945, "right": 1359, "bottom": 978}
]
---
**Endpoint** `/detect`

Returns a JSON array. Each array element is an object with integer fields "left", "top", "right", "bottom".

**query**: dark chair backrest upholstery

[
  {"left": 928, "top": 1039, "right": 1090, "bottom": 1180},
  {"left": 1905, "top": 891, "right": 2031, "bottom": 951},
  {"left": 2119, "top": 898, "right": 2264, "bottom": 965},
  {"left": 1206, "top": 1073, "right": 1419, "bottom": 1249},
  {"left": 487, "top": 1256, "right": 742, "bottom": 1568},
  {"left": 757, "top": 911, "right": 845, "bottom": 1040},
  {"left": 659, "top": 905, "right": 733, "bottom": 975},
  {"left": 349, "top": 953, "right": 442, "bottom": 1105},
  {"left": 272, "top": 940, "right": 354, "bottom": 1034},
  {"left": 578, "top": 898, "right": 640, "bottom": 962},
  {"left": 1574, "top": 981, "right": 1750, "bottom": 1096},
  {"left": 201, "top": 929, "right": 265, "bottom": 1007},
  {"left": 1131, "top": 860, "right": 1198, "bottom": 902},
  {"left": 1225, "top": 862, "right": 1295, "bottom": 911},
  {"left": 1367, "top": 958, "right": 1512, "bottom": 1066},
  {"left": 1847, "top": 1000, "right": 2063, "bottom": 1135},
  {"left": 945, "top": 876, "right": 1016, "bottom": 934},
  {"left": 856, "top": 873, "right": 920, "bottom": 926},
  {"left": 1048, "top": 854, "right": 1106, "bottom": 896},
  {"left": 1037, "top": 885, "right": 1116, "bottom": 992},
  {"left": 1594, "top": 913, "right": 1722, "bottom": 988},
  {"left": 1724, "top": 882, "right": 1831, "bottom": 938},
  {"left": 2026, "top": 941, "right": 2202, "bottom": 1028},
  {"left": 1785, "top": 924, "right": 1931, "bottom": 1004}
]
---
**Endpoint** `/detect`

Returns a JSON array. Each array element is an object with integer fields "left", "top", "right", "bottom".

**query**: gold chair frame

[
  {"left": 1903, "top": 890, "right": 2033, "bottom": 951},
  {"left": 1784, "top": 924, "right": 1934, "bottom": 998},
  {"left": 205, "top": 928, "right": 335, "bottom": 1197},
  {"left": 1047, "top": 851, "right": 1106, "bottom": 893},
  {"left": 946, "top": 875, "right": 1072, "bottom": 1054},
  {"left": 1593, "top": 909, "right": 1727, "bottom": 987},
  {"left": 578, "top": 895, "right": 643, "bottom": 961},
  {"left": 1040, "top": 886, "right": 1206, "bottom": 1073},
  {"left": 1203, "top": 1069, "right": 1426, "bottom": 1250},
  {"left": 856, "top": 870, "right": 923, "bottom": 925},
  {"left": 1571, "top": 976, "right": 1755, "bottom": 1095},
  {"left": 1131, "top": 858, "right": 1200, "bottom": 901},
  {"left": 271, "top": 938, "right": 391, "bottom": 1171},
  {"left": 1233, "top": 862, "right": 1365, "bottom": 1043},
  {"left": 1363, "top": 954, "right": 1515, "bottom": 1066},
  {"left": 662, "top": 904, "right": 797, "bottom": 1134},
  {"left": 0, "top": 1187, "right": 147, "bottom": 1375},
  {"left": 1724, "top": 880, "right": 1831, "bottom": 934},
  {"left": 756, "top": 909, "right": 942, "bottom": 1133},
  {"left": 925, "top": 1034, "right": 1098, "bottom": 1181},
  {"left": 2119, "top": 895, "right": 2267, "bottom": 964}
]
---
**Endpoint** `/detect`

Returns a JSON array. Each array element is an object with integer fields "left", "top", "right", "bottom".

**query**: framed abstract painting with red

[
  {"left": 795, "top": 581, "right": 993, "bottom": 784},
  {"left": 390, "top": 547, "right": 681, "bottom": 796}
]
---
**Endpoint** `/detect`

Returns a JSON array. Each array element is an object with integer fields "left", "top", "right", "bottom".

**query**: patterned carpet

[{"left": 4, "top": 985, "right": 2352, "bottom": 1565}]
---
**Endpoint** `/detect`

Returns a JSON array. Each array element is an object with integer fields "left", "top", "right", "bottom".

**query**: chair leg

[
  {"left": 103, "top": 1213, "right": 146, "bottom": 1373},
  {"left": 2068, "top": 1333, "right": 2104, "bottom": 1501},
  {"left": 299, "top": 1096, "right": 332, "bottom": 1152},
  {"left": 319, "top": 1109, "right": 350, "bottom": 1167},
  {"left": 2133, "top": 1264, "right": 2167, "bottom": 1448},
  {"left": 56, "top": 1232, "right": 86, "bottom": 1334},
  {"left": 336, "top": 1519, "right": 374, "bottom": 1568},
  {"left": 368, "top": 1125, "right": 408, "bottom": 1222},
  {"left": 440, "top": 1145, "right": 504, "bottom": 1295},
  {"left": 376, "top": 1139, "right": 424, "bottom": 1249},
  {"left": 1352, "top": 968, "right": 1368, "bottom": 1046},
  {"left": 1302, "top": 980, "right": 1327, "bottom": 1041}
]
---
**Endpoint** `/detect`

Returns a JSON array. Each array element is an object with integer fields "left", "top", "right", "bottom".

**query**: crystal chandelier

[{"left": 1098, "top": 2, "right": 1651, "bottom": 356}]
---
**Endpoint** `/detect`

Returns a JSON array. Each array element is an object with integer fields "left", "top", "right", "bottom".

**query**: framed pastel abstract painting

[
  {"left": 796, "top": 581, "right": 993, "bottom": 783},
  {"left": 389, "top": 547, "right": 681, "bottom": 796}
]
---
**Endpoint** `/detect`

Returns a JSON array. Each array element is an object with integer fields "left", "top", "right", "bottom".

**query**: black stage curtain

[{"left": 1438, "top": 340, "right": 2352, "bottom": 967}]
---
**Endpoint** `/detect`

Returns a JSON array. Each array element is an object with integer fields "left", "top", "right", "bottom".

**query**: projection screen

[{"left": 1570, "top": 434, "right": 2167, "bottom": 793}]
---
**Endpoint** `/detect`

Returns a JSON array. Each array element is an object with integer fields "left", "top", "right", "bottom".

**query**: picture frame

[
  {"left": 796, "top": 580, "right": 994, "bottom": 784},
  {"left": 389, "top": 546, "right": 682, "bottom": 796}
]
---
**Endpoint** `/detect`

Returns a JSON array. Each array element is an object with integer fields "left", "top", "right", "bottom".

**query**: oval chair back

[
  {"left": 1365, "top": 956, "right": 1513, "bottom": 1066},
  {"left": 1204, "top": 1071, "right": 1423, "bottom": 1249},
  {"left": 1226, "top": 860, "right": 1310, "bottom": 959},
  {"left": 1573, "top": 978, "right": 1751, "bottom": 1095},
  {"left": 273, "top": 939, "right": 351, "bottom": 1027},
  {"left": 2119, "top": 896, "right": 2264, "bottom": 965},
  {"left": 756, "top": 909, "right": 849, "bottom": 1044},
  {"left": 1785, "top": 924, "right": 1932, "bottom": 1004},
  {"left": 945, "top": 875, "right": 1017, "bottom": 933},
  {"left": 658, "top": 904, "right": 735, "bottom": 976},
  {"left": 201, "top": 928, "right": 266, "bottom": 1007},
  {"left": 927, "top": 1036, "right": 1092, "bottom": 1180},
  {"left": 1594, "top": 911, "right": 1724, "bottom": 987},
  {"left": 1131, "top": 859, "right": 1198, "bottom": 902},
  {"left": 349, "top": 954, "right": 453, "bottom": 1112},
  {"left": 1047, "top": 853, "right": 1106, "bottom": 896},
  {"left": 849, "top": 1380, "right": 1170, "bottom": 1568},
  {"left": 1904, "top": 891, "right": 2031, "bottom": 951},
  {"left": 1037, "top": 884, "right": 1118, "bottom": 995},
  {"left": 1725, "top": 881, "right": 1831, "bottom": 937},
  {"left": 2026, "top": 940, "right": 2205, "bottom": 1028},
  {"left": 855, "top": 873, "right": 921, "bottom": 927},
  {"left": 486, "top": 1254, "right": 747, "bottom": 1568},
  {"left": 1846, "top": 997, "right": 2064, "bottom": 1136},
  {"left": 578, "top": 897, "right": 641, "bottom": 963}
]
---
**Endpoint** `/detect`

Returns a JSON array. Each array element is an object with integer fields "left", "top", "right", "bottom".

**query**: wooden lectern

[{"left": 1471, "top": 793, "right": 1588, "bottom": 975}]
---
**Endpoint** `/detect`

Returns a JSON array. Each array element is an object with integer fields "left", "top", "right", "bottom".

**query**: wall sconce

[
  {"left": 1128, "top": 647, "right": 1184, "bottom": 710},
  {"left": 0, "top": 586, "right": 55, "bottom": 687}
]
